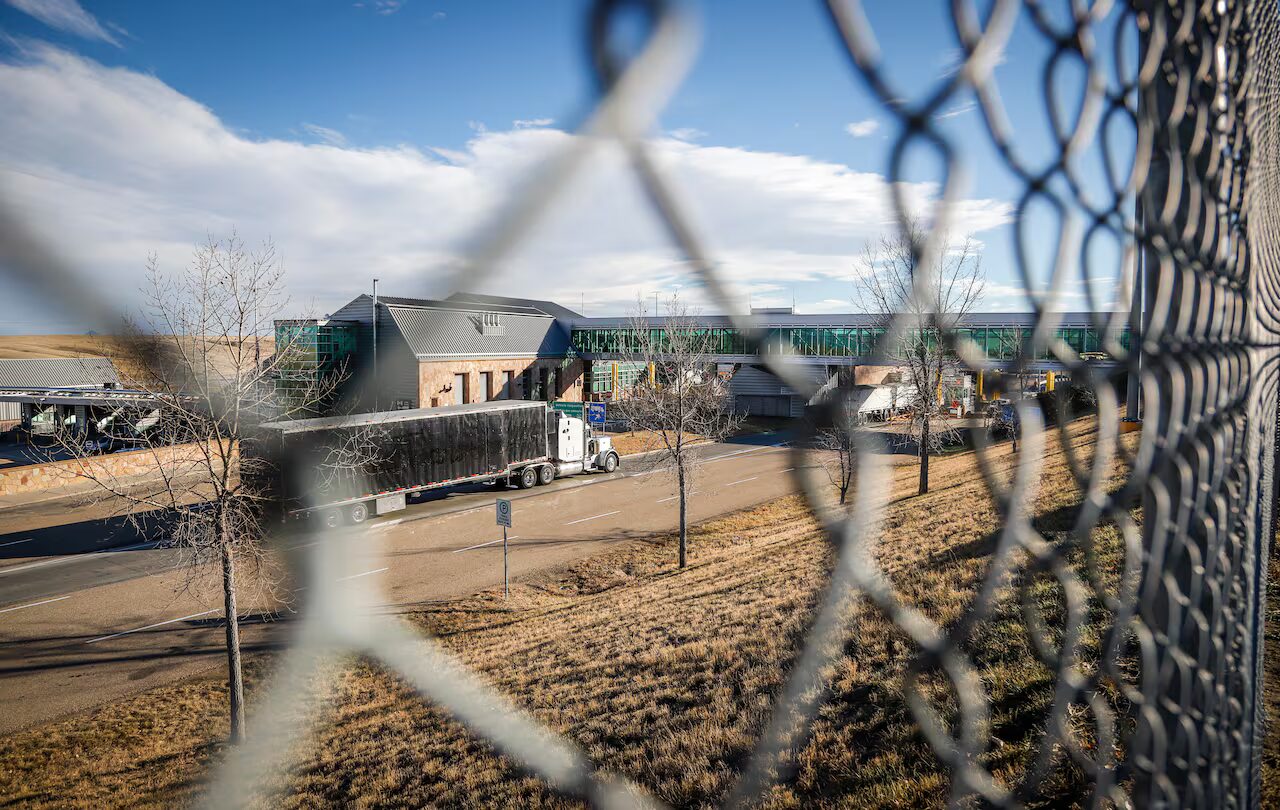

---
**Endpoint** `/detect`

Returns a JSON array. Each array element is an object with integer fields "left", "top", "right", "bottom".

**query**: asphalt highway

[{"left": 0, "top": 434, "right": 800, "bottom": 734}]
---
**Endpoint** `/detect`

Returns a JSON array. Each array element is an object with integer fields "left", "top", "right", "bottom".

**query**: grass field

[
  {"left": 0, "top": 415, "right": 1170, "bottom": 807},
  {"left": 0, "top": 334, "right": 112, "bottom": 360}
]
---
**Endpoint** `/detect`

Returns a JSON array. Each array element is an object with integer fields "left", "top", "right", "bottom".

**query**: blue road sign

[{"left": 587, "top": 402, "right": 606, "bottom": 425}]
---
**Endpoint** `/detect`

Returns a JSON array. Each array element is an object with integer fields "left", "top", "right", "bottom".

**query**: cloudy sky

[{"left": 0, "top": 0, "right": 1133, "bottom": 332}]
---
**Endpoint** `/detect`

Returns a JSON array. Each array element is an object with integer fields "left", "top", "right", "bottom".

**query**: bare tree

[
  {"left": 615, "top": 293, "right": 742, "bottom": 568},
  {"left": 50, "top": 234, "right": 344, "bottom": 743},
  {"left": 855, "top": 217, "right": 984, "bottom": 495},
  {"left": 815, "top": 423, "right": 856, "bottom": 505}
]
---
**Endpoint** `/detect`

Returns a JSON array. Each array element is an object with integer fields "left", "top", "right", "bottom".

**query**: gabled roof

[
  {"left": 384, "top": 305, "right": 570, "bottom": 359},
  {"left": 0, "top": 357, "right": 120, "bottom": 389},
  {"left": 372, "top": 294, "right": 550, "bottom": 317},
  {"left": 445, "top": 292, "right": 583, "bottom": 320}
]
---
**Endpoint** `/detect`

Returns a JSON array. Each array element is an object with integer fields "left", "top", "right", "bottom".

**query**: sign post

[{"left": 496, "top": 498, "right": 512, "bottom": 598}]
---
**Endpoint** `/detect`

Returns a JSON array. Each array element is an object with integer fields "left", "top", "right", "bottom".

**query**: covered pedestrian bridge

[{"left": 569, "top": 312, "right": 1127, "bottom": 370}]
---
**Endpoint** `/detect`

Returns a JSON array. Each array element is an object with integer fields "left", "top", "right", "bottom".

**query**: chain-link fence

[{"left": 2, "top": 0, "right": 1279, "bottom": 806}]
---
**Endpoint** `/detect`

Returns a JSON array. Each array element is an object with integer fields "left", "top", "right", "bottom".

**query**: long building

[{"left": 282, "top": 292, "right": 1124, "bottom": 416}]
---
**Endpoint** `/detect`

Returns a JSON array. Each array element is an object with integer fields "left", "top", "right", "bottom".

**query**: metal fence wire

[{"left": 2, "top": 0, "right": 1279, "bottom": 807}]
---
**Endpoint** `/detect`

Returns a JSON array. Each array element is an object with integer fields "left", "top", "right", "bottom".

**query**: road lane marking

[
  {"left": 0, "top": 540, "right": 159, "bottom": 577},
  {"left": 656, "top": 492, "right": 698, "bottom": 503},
  {"left": 0, "top": 537, "right": 35, "bottom": 548},
  {"left": 337, "top": 567, "right": 389, "bottom": 582},
  {"left": 781, "top": 467, "right": 795, "bottom": 472},
  {"left": 565, "top": 510, "right": 621, "bottom": 525},
  {"left": 724, "top": 476, "right": 759, "bottom": 487},
  {"left": 705, "top": 445, "right": 780, "bottom": 463},
  {"left": 0, "top": 595, "right": 71, "bottom": 615},
  {"left": 452, "top": 536, "right": 521, "bottom": 553},
  {"left": 371, "top": 518, "right": 402, "bottom": 531},
  {"left": 86, "top": 609, "right": 218, "bottom": 644}
]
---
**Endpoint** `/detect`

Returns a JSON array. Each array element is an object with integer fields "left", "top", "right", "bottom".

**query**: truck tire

[
  {"left": 320, "top": 508, "right": 343, "bottom": 529},
  {"left": 348, "top": 502, "right": 369, "bottom": 524},
  {"left": 537, "top": 464, "right": 555, "bottom": 486},
  {"left": 603, "top": 453, "right": 619, "bottom": 473},
  {"left": 518, "top": 467, "right": 538, "bottom": 489}
]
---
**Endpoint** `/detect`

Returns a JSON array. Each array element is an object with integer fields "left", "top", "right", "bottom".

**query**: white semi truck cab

[{"left": 552, "top": 413, "right": 619, "bottom": 477}]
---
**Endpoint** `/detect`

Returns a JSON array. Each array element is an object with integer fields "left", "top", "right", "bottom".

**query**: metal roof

[
  {"left": 259, "top": 399, "right": 547, "bottom": 434},
  {"left": 375, "top": 294, "right": 550, "bottom": 317},
  {"left": 568, "top": 311, "right": 1118, "bottom": 329},
  {"left": 0, "top": 357, "right": 120, "bottom": 389},
  {"left": 385, "top": 304, "right": 571, "bottom": 359},
  {"left": 0, "top": 387, "right": 164, "bottom": 406},
  {"left": 446, "top": 292, "right": 584, "bottom": 320}
]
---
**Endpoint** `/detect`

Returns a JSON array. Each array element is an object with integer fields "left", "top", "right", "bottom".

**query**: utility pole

[{"left": 372, "top": 278, "right": 379, "bottom": 411}]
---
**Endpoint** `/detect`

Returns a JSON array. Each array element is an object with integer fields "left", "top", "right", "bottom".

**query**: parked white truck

[{"left": 252, "top": 401, "right": 620, "bottom": 527}]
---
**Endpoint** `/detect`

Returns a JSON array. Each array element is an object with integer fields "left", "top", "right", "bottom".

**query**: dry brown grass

[
  {"left": 0, "top": 334, "right": 112, "bottom": 360},
  {"left": 0, "top": 415, "right": 1139, "bottom": 808},
  {"left": 1263, "top": 536, "right": 1280, "bottom": 807},
  {"left": 607, "top": 430, "right": 707, "bottom": 456}
]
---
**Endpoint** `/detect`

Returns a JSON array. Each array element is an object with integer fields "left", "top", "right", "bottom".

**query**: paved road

[{"left": 0, "top": 435, "right": 801, "bottom": 734}]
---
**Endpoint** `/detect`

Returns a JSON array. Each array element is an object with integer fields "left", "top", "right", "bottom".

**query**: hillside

[
  {"left": 0, "top": 416, "right": 1138, "bottom": 808},
  {"left": 0, "top": 335, "right": 114, "bottom": 360}
]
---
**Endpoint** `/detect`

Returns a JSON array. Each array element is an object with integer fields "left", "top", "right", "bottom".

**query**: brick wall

[
  {"left": 417, "top": 357, "right": 584, "bottom": 407},
  {"left": 854, "top": 365, "right": 901, "bottom": 386},
  {"left": 0, "top": 441, "right": 233, "bottom": 498}
]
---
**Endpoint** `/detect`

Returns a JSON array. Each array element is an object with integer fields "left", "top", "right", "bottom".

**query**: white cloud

[
  {"left": 935, "top": 101, "right": 976, "bottom": 120},
  {"left": 0, "top": 45, "right": 1015, "bottom": 325},
  {"left": 512, "top": 117, "right": 554, "bottom": 129},
  {"left": 354, "top": 0, "right": 405, "bottom": 15},
  {"left": 301, "top": 123, "right": 347, "bottom": 146},
  {"left": 4, "top": 0, "right": 121, "bottom": 46},
  {"left": 808, "top": 298, "right": 855, "bottom": 313},
  {"left": 844, "top": 119, "right": 879, "bottom": 138},
  {"left": 668, "top": 127, "right": 707, "bottom": 142}
]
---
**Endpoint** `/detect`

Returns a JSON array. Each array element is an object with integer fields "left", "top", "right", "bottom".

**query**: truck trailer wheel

[
  {"left": 518, "top": 467, "right": 538, "bottom": 489},
  {"left": 320, "top": 508, "right": 343, "bottom": 530},
  {"left": 348, "top": 502, "right": 369, "bottom": 524},
  {"left": 603, "top": 453, "right": 619, "bottom": 473},
  {"left": 537, "top": 464, "right": 555, "bottom": 486}
]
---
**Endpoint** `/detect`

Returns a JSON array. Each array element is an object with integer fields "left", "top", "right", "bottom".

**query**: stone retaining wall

[{"left": 0, "top": 441, "right": 232, "bottom": 498}]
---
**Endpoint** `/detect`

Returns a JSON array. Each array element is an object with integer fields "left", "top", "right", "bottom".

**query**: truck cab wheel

[
  {"left": 537, "top": 464, "right": 555, "bottom": 486},
  {"left": 348, "top": 502, "right": 369, "bottom": 524},
  {"left": 320, "top": 508, "right": 343, "bottom": 529},
  {"left": 518, "top": 467, "right": 538, "bottom": 489},
  {"left": 603, "top": 453, "right": 619, "bottom": 473}
]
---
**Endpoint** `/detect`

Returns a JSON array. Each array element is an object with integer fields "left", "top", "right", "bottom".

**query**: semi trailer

[{"left": 252, "top": 400, "right": 619, "bottom": 527}]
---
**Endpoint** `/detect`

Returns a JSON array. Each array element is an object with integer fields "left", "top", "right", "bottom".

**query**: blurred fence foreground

[{"left": 4, "top": 0, "right": 1280, "bottom": 807}]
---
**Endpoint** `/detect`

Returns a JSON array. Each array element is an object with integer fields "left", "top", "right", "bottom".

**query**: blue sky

[{"left": 0, "top": 0, "right": 1133, "bottom": 332}]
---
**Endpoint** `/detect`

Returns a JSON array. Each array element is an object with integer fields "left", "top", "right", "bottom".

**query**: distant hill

[
  {"left": 0, "top": 336, "right": 277, "bottom": 386},
  {"left": 0, "top": 334, "right": 115, "bottom": 360}
]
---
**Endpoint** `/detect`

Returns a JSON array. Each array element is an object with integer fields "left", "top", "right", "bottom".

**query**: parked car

[
  {"left": 986, "top": 400, "right": 1020, "bottom": 438},
  {"left": 82, "top": 433, "right": 141, "bottom": 455}
]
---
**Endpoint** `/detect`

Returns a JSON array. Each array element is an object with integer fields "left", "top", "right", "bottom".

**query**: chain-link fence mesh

[{"left": 2, "top": 0, "right": 1279, "bottom": 806}]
